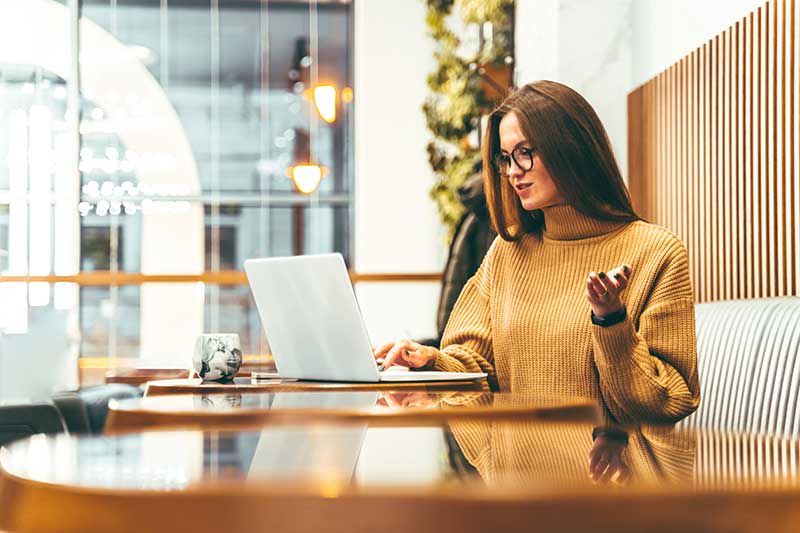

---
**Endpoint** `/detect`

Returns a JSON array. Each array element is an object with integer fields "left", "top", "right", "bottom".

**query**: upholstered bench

[{"left": 679, "top": 297, "right": 800, "bottom": 437}]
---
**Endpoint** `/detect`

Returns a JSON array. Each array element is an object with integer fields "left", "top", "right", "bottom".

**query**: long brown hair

[{"left": 483, "top": 80, "right": 639, "bottom": 241}]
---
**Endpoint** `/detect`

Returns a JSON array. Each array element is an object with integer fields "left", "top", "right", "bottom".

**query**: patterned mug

[{"left": 192, "top": 333, "right": 242, "bottom": 381}]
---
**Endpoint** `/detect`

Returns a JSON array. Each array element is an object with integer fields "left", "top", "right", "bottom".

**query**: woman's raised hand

[
  {"left": 586, "top": 264, "right": 631, "bottom": 318},
  {"left": 372, "top": 339, "right": 437, "bottom": 370}
]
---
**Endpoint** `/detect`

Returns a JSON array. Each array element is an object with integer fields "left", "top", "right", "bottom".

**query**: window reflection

[{"left": 0, "top": 1, "right": 353, "bottom": 364}]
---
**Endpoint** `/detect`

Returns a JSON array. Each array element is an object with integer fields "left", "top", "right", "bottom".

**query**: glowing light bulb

[
  {"left": 313, "top": 85, "right": 337, "bottom": 123},
  {"left": 289, "top": 165, "right": 325, "bottom": 194}
]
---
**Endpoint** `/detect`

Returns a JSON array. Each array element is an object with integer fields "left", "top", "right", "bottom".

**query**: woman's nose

[{"left": 507, "top": 159, "right": 525, "bottom": 180}]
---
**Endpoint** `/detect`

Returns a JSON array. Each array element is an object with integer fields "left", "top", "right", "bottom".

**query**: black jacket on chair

[{"left": 420, "top": 172, "right": 496, "bottom": 347}]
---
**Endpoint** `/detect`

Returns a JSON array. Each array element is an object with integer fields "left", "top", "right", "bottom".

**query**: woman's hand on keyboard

[{"left": 373, "top": 339, "right": 437, "bottom": 370}]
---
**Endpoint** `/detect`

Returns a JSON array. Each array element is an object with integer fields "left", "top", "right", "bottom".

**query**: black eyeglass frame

[{"left": 493, "top": 146, "right": 536, "bottom": 176}]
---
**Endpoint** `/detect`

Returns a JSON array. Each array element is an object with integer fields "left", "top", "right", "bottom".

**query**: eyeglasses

[{"left": 493, "top": 146, "right": 535, "bottom": 176}]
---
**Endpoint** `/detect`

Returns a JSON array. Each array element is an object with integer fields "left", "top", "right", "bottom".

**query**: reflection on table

[
  {"left": 105, "top": 391, "right": 602, "bottom": 432},
  {"left": 3, "top": 419, "right": 800, "bottom": 532},
  {"left": 143, "top": 375, "right": 488, "bottom": 396}
]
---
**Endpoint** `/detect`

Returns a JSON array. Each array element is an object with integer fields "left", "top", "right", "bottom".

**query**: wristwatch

[
  {"left": 591, "top": 426, "right": 629, "bottom": 444},
  {"left": 591, "top": 305, "right": 627, "bottom": 327}
]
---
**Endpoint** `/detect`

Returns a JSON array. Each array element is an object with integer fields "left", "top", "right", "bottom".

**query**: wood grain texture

[
  {"left": 143, "top": 377, "right": 488, "bottom": 396},
  {"left": 0, "top": 271, "right": 442, "bottom": 285},
  {"left": 628, "top": 0, "right": 800, "bottom": 302},
  {"left": 104, "top": 394, "right": 601, "bottom": 433}
]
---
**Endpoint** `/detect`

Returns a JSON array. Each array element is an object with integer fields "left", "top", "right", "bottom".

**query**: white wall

[
  {"left": 354, "top": 0, "right": 445, "bottom": 343},
  {"left": 514, "top": 0, "right": 633, "bottom": 180},
  {"left": 631, "top": 0, "right": 767, "bottom": 89},
  {"left": 514, "top": 0, "right": 767, "bottom": 182}
]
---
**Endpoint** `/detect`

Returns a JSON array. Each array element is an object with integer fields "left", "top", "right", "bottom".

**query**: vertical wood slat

[
  {"left": 768, "top": 0, "right": 776, "bottom": 297},
  {"left": 693, "top": 48, "right": 700, "bottom": 301},
  {"left": 627, "top": 0, "right": 799, "bottom": 302},
  {"left": 761, "top": 4, "right": 769, "bottom": 299},
  {"left": 703, "top": 41, "right": 711, "bottom": 303},
  {"left": 795, "top": 0, "right": 800, "bottom": 295},
  {"left": 724, "top": 27, "right": 732, "bottom": 301},
  {"left": 776, "top": 0, "right": 793, "bottom": 294},
  {"left": 745, "top": 13, "right": 753, "bottom": 299},
  {"left": 735, "top": 21, "right": 743, "bottom": 300},
  {"left": 788, "top": 0, "right": 796, "bottom": 296},
  {"left": 749, "top": 10, "right": 756, "bottom": 299},
  {"left": 716, "top": 31, "right": 723, "bottom": 300}
]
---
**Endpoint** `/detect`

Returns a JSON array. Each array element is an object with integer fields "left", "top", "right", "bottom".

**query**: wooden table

[
  {"left": 106, "top": 361, "right": 278, "bottom": 386},
  {"left": 144, "top": 376, "right": 488, "bottom": 396},
  {"left": 105, "top": 391, "right": 601, "bottom": 432},
  {"left": 3, "top": 420, "right": 800, "bottom": 532},
  {"left": 105, "top": 368, "right": 191, "bottom": 386}
]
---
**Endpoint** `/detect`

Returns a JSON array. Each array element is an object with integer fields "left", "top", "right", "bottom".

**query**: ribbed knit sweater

[{"left": 431, "top": 204, "right": 701, "bottom": 425}]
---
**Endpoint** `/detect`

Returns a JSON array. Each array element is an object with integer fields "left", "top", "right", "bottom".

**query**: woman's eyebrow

[{"left": 500, "top": 141, "right": 530, "bottom": 154}]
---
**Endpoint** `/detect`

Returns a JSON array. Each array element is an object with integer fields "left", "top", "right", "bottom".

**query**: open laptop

[{"left": 243, "top": 253, "right": 487, "bottom": 383}]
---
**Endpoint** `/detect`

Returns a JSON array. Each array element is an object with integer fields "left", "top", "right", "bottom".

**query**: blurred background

[{"left": 0, "top": 0, "right": 766, "bottom": 397}]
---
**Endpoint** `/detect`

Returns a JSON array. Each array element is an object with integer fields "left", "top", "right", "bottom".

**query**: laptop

[{"left": 243, "top": 253, "right": 487, "bottom": 383}]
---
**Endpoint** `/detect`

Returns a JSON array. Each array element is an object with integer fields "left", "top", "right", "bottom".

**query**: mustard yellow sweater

[{"left": 432, "top": 204, "right": 701, "bottom": 425}]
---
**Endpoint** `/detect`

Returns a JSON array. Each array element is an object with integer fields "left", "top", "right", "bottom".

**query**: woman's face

[{"left": 497, "top": 111, "right": 565, "bottom": 211}]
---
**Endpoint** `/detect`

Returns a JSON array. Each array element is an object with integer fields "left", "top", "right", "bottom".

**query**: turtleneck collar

[{"left": 540, "top": 204, "right": 629, "bottom": 241}]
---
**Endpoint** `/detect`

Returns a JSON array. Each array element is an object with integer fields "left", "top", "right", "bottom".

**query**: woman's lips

[{"left": 515, "top": 182, "right": 533, "bottom": 193}]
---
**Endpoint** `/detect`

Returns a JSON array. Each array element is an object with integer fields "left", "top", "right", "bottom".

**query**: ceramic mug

[{"left": 192, "top": 333, "right": 242, "bottom": 381}]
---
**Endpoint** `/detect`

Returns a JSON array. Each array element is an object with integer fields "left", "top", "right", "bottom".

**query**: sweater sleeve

[
  {"left": 430, "top": 240, "right": 497, "bottom": 390},
  {"left": 592, "top": 244, "right": 700, "bottom": 424}
]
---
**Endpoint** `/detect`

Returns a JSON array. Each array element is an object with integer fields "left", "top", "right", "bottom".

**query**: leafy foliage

[{"left": 423, "top": 0, "right": 514, "bottom": 240}]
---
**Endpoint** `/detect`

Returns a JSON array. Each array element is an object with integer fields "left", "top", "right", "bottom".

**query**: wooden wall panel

[{"left": 628, "top": 0, "right": 800, "bottom": 302}]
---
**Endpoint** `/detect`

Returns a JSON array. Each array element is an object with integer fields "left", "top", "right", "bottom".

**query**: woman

[{"left": 374, "top": 81, "right": 700, "bottom": 425}]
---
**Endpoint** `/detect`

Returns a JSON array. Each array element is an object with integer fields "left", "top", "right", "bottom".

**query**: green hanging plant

[{"left": 423, "top": 0, "right": 514, "bottom": 242}]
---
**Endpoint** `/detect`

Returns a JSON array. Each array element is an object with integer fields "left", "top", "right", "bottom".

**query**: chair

[
  {"left": 52, "top": 384, "right": 143, "bottom": 434},
  {"left": 679, "top": 297, "right": 800, "bottom": 437},
  {"left": 0, "top": 404, "right": 66, "bottom": 447}
]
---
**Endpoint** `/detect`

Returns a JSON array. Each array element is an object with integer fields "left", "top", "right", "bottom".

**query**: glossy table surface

[
  {"left": 105, "top": 391, "right": 602, "bottom": 432},
  {"left": 105, "top": 361, "right": 278, "bottom": 386},
  {"left": 2, "top": 416, "right": 800, "bottom": 532},
  {"left": 143, "top": 374, "right": 488, "bottom": 395}
]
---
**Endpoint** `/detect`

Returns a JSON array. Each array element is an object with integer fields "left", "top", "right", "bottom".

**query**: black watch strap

[
  {"left": 591, "top": 305, "right": 627, "bottom": 327},
  {"left": 591, "top": 426, "right": 629, "bottom": 444}
]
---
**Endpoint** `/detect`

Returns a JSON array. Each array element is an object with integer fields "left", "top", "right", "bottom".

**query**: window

[{"left": 0, "top": 0, "right": 354, "bottom": 363}]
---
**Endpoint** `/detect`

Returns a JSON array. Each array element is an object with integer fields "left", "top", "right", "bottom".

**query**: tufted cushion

[{"left": 679, "top": 297, "right": 800, "bottom": 437}]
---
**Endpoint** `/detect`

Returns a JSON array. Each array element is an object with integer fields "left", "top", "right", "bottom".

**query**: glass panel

[
  {"left": 80, "top": 285, "right": 141, "bottom": 359},
  {"left": 203, "top": 284, "right": 269, "bottom": 357},
  {"left": 0, "top": 282, "right": 80, "bottom": 401},
  {"left": 0, "top": 0, "right": 354, "bottom": 366},
  {"left": 80, "top": 283, "right": 270, "bottom": 362}
]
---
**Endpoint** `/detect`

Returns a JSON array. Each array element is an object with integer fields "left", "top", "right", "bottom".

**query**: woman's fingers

[
  {"left": 587, "top": 273, "right": 602, "bottom": 297},
  {"left": 588, "top": 453, "right": 607, "bottom": 478},
  {"left": 588, "top": 446, "right": 611, "bottom": 478},
  {"left": 381, "top": 392, "right": 403, "bottom": 408},
  {"left": 382, "top": 340, "right": 413, "bottom": 370},
  {"left": 607, "top": 265, "right": 630, "bottom": 290},
  {"left": 599, "top": 457, "right": 625, "bottom": 484},
  {"left": 597, "top": 271, "right": 620, "bottom": 294},
  {"left": 588, "top": 269, "right": 629, "bottom": 301},
  {"left": 588, "top": 272, "right": 613, "bottom": 299},
  {"left": 612, "top": 462, "right": 631, "bottom": 485},
  {"left": 372, "top": 341, "right": 394, "bottom": 360},
  {"left": 586, "top": 281, "right": 601, "bottom": 301}
]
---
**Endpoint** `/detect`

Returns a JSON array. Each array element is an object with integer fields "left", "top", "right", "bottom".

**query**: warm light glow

[
  {"left": 341, "top": 87, "right": 353, "bottom": 103},
  {"left": 288, "top": 165, "right": 325, "bottom": 194},
  {"left": 313, "top": 85, "right": 337, "bottom": 123}
]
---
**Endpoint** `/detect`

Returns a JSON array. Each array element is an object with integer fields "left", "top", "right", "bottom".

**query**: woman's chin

[{"left": 520, "top": 199, "right": 543, "bottom": 211}]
